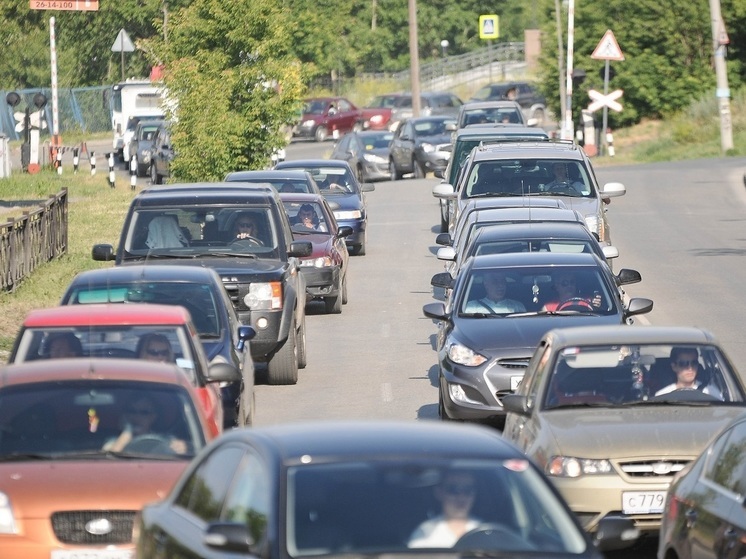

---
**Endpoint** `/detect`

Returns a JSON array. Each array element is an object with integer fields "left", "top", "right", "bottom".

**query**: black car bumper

[{"left": 300, "top": 266, "right": 341, "bottom": 298}]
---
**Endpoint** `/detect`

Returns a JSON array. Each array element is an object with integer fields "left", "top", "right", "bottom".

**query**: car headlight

[
  {"left": 370, "top": 115, "right": 384, "bottom": 125},
  {"left": 363, "top": 153, "right": 387, "bottom": 164},
  {"left": 421, "top": 142, "right": 436, "bottom": 153},
  {"left": 334, "top": 210, "right": 362, "bottom": 220},
  {"left": 0, "top": 492, "right": 18, "bottom": 534},
  {"left": 138, "top": 151, "right": 151, "bottom": 162},
  {"left": 243, "top": 282, "right": 283, "bottom": 310},
  {"left": 547, "top": 456, "right": 613, "bottom": 478},
  {"left": 584, "top": 215, "right": 600, "bottom": 237},
  {"left": 302, "top": 119, "right": 316, "bottom": 127},
  {"left": 445, "top": 341, "right": 488, "bottom": 367},
  {"left": 300, "top": 257, "right": 333, "bottom": 268}
]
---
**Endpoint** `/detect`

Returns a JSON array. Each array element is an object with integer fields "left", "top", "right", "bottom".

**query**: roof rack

[{"left": 476, "top": 139, "right": 579, "bottom": 152}]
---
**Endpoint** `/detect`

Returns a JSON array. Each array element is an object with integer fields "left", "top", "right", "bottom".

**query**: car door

[
  {"left": 391, "top": 120, "right": 415, "bottom": 172},
  {"left": 333, "top": 135, "right": 356, "bottom": 167},
  {"left": 335, "top": 99, "right": 357, "bottom": 134}
]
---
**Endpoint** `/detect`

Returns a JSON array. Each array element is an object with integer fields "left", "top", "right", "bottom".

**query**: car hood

[
  {"left": 547, "top": 196, "right": 598, "bottom": 217},
  {"left": 417, "top": 134, "right": 453, "bottom": 147},
  {"left": 121, "top": 256, "right": 288, "bottom": 279},
  {"left": 324, "top": 192, "right": 365, "bottom": 211},
  {"left": 293, "top": 233, "right": 334, "bottom": 259},
  {"left": 0, "top": 461, "right": 187, "bottom": 516},
  {"left": 367, "top": 147, "right": 391, "bottom": 157},
  {"left": 454, "top": 314, "right": 622, "bottom": 354},
  {"left": 539, "top": 406, "right": 746, "bottom": 458}
]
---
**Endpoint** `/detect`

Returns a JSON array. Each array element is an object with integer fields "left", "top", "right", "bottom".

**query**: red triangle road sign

[{"left": 591, "top": 30, "right": 625, "bottom": 61}]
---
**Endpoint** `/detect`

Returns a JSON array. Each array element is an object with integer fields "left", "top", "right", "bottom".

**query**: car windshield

[
  {"left": 286, "top": 459, "right": 587, "bottom": 555},
  {"left": 12, "top": 325, "right": 199, "bottom": 385},
  {"left": 304, "top": 100, "right": 327, "bottom": 114},
  {"left": 464, "top": 159, "right": 594, "bottom": 198},
  {"left": 0, "top": 382, "right": 206, "bottom": 459},
  {"left": 283, "top": 200, "right": 330, "bottom": 235},
  {"left": 362, "top": 132, "right": 394, "bottom": 149},
  {"left": 542, "top": 343, "right": 745, "bottom": 408},
  {"left": 368, "top": 95, "right": 399, "bottom": 109},
  {"left": 283, "top": 166, "right": 358, "bottom": 195},
  {"left": 458, "top": 265, "right": 617, "bottom": 317},
  {"left": 413, "top": 119, "right": 456, "bottom": 137},
  {"left": 62, "top": 283, "right": 221, "bottom": 337},
  {"left": 122, "top": 207, "right": 282, "bottom": 259},
  {"left": 462, "top": 108, "right": 523, "bottom": 126}
]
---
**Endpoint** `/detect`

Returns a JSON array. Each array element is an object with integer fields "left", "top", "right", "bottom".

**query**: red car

[
  {"left": 0, "top": 358, "right": 217, "bottom": 558},
  {"left": 361, "top": 93, "right": 405, "bottom": 130},
  {"left": 293, "top": 96, "right": 363, "bottom": 142},
  {"left": 280, "top": 192, "right": 352, "bottom": 313},
  {"left": 8, "top": 303, "right": 240, "bottom": 438}
]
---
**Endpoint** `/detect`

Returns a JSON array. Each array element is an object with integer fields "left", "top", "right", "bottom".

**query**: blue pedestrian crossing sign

[{"left": 479, "top": 15, "right": 499, "bottom": 40}]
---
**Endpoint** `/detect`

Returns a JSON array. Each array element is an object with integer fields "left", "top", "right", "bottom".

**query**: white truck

[{"left": 110, "top": 79, "right": 164, "bottom": 162}]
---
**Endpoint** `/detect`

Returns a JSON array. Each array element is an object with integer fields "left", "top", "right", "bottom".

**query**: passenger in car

[
  {"left": 136, "top": 333, "right": 175, "bottom": 363},
  {"left": 463, "top": 271, "right": 526, "bottom": 314},
  {"left": 655, "top": 347, "right": 723, "bottom": 399},
  {"left": 46, "top": 332, "right": 83, "bottom": 358}
]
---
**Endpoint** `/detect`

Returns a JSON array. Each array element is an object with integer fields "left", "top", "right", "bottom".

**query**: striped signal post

[
  {"left": 108, "top": 152, "right": 116, "bottom": 188},
  {"left": 56, "top": 148, "right": 62, "bottom": 175},
  {"left": 73, "top": 147, "right": 79, "bottom": 173},
  {"left": 129, "top": 155, "right": 137, "bottom": 190},
  {"left": 90, "top": 151, "right": 96, "bottom": 175},
  {"left": 606, "top": 129, "right": 615, "bottom": 157}
]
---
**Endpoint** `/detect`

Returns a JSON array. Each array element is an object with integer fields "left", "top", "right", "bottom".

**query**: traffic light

[
  {"left": 599, "top": 65, "right": 617, "bottom": 81},
  {"left": 571, "top": 69, "right": 586, "bottom": 87}
]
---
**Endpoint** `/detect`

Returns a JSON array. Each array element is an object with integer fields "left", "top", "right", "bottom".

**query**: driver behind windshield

[
  {"left": 103, "top": 394, "right": 187, "bottom": 454},
  {"left": 655, "top": 346, "right": 723, "bottom": 399}
]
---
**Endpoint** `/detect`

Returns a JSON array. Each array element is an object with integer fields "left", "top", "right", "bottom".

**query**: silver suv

[{"left": 432, "top": 141, "right": 626, "bottom": 246}]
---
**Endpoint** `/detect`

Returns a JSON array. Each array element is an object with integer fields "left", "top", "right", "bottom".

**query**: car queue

[{"left": 0, "top": 84, "right": 743, "bottom": 559}]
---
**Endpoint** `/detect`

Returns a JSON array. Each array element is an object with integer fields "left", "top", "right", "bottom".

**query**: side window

[
  {"left": 704, "top": 422, "right": 746, "bottom": 495},
  {"left": 451, "top": 95, "right": 463, "bottom": 107},
  {"left": 338, "top": 100, "right": 351, "bottom": 112},
  {"left": 222, "top": 448, "right": 271, "bottom": 545},
  {"left": 175, "top": 444, "right": 246, "bottom": 521}
]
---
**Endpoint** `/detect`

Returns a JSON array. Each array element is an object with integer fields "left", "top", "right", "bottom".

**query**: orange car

[
  {"left": 0, "top": 358, "right": 217, "bottom": 558},
  {"left": 8, "top": 303, "right": 244, "bottom": 438}
]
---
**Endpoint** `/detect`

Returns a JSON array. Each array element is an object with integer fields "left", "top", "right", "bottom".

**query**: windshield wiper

[
  {"left": 0, "top": 453, "right": 54, "bottom": 461},
  {"left": 468, "top": 192, "right": 516, "bottom": 198},
  {"left": 191, "top": 251, "right": 257, "bottom": 259}
]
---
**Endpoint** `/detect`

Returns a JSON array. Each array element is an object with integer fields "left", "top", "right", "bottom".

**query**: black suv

[
  {"left": 92, "top": 183, "right": 312, "bottom": 385},
  {"left": 469, "top": 82, "right": 547, "bottom": 126}
]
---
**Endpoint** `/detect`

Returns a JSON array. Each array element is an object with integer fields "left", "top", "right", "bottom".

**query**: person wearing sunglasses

[
  {"left": 136, "top": 333, "right": 175, "bottom": 363},
  {"left": 540, "top": 272, "right": 602, "bottom": 312},
  {"left": 655, "top": 347, "right": 723, "bottom": 399},
  {"left": 103, "top": 394, "right": 188, "bottom": 454},
  {"left": 408, "top": 471, "right": 481, "bottom": 548},
  {"left": 230, "top": 212, "right": 265, "bottom": 245}
]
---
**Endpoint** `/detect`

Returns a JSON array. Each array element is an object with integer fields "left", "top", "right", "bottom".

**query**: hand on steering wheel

[
  {"left": 231, "top": 234, "right": 263, "bottom": 247},
  {"left": 557, "top": 297, "right": 595, "bottom": 312}
]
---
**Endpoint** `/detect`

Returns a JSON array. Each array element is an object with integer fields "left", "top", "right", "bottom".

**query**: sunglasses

[
  {"left": 443, "top": 483, "right": 475, "bottom": 496},
  {"left": 146, "top": 348, "right": 170, "bottom": 358},
  {"left": 237, "top": 222, "right": 255, "bottom": 228},
  {"left": 675, "top": 359, "right": 698, "bottom": 369},
  {"left": 127, "top": 407, "right": 155, "bottom": 416}
]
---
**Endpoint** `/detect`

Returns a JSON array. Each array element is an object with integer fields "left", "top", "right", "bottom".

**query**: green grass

[{"left": 0, "top": 89, "right": 743, "bottom": 352}]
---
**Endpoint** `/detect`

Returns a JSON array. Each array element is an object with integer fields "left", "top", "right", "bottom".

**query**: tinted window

[
  {"left": 223, "top": 448, "right": 271, "bottom": 543},
  {"left": 706, "top": 422, "right": 746, "bottom": 494}
]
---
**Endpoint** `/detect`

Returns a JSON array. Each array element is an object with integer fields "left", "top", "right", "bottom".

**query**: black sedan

[
  {"left": 224, "top": 169, "right": 322, "bottom": 195},
  {"left": 59, "top": 264, "right": 256, "bottom": 428},
  {"left": 389, "top": 115, "right": 456, "bottom": 180},
  {"left": 275, "top": 159, "right": 374, "bottom": 255},
  {"left": 423, "top": 252, "right": 653, "bottom": 425},
  {"left": 330, "top": 130, "right": 394, "bottom": 183},
  {"left": 135, "top": 420, "right": 636, "bottom": 558},
  {"left": 280, "top": 192, "right": 352, "bottom": 313},
  {"left": 659, "top": 412, "right": 746, "bottom": 559}
]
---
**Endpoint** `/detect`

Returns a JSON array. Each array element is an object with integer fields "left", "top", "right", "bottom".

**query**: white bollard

[
  {"left": 129, "top": 156, "right": 137, "bottom": 190},
  {"left": 90, "top": 151, "right": 96, "bottom": 176},
  {"left": 606, "top": 130, "right": 615, "bottom": 157},
  {"left": 108, "top": 153, "right": 116, "bottom": 188},
  {"left": 73, "top": 147, "right": 79, "bottom": 173},
  {"left": 56, "top": 149, "right": 63, "bottom": 175}
]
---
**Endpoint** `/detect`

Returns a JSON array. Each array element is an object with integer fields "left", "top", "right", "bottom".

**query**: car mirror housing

[
  {"left": 432, "top": 182, "right": 456, "bottom": 199},
  {"left": 236, "top": 325, "right": 256, "bottom": 351},
  {"left": 435, "top": 232, "right": 452, "bottom": 246},
  {"left": 337, "top": 225, "right": 354, "bottom": 239},
  {"left": 430, "top": 272, "right": 454, "bottom": 290},
  {"left": 600, "top": 182, "right": 626, "bottom": 197},
  {"left": 437, "top": 247, "right": 456, "bottom": 261},
  {"left": 616, "top": 268, "right": 642, "bottom": 285},
  {"left": 92, "top": 244, "right": 115, "bottom": 261},
  {"left": 501, "top": 394, "right": 530, "bottom": 416},
  {"left": 204, "top": 522, "right": 255, "bottom": 552},
  {"left": 288, "top": 241, "right": 313, "bottom": 258},
  {"left": 602, "top": 245, "right": 619, "bottom": 259},
  {"left": 206, "top": 361, "right": 242, "bottom": 383},
  {"left": 422, "top": 301, "right": 447, "bottom": 321},
  {"left": 361, "top": 183, "right": 376, "bottom": 192},
  {"left": 625, "top": 297, "right": 654, "bottom": 317}
]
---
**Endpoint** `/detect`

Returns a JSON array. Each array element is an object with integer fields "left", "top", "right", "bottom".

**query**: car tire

[
  {"left": 413, "top": 158, "right": 426, "bottom": 179},
  {"left": 356, "top": 164, "right": 365, "bottom": 184},
  {"left": 324, "top": 292, "right": 342, "bottom": 314},
  {"left": 266, "top": 322, "right": 299, "bottom": 385},
  {"left": 150, "top": 164, "right": 162, "bottom": 185},
  {"left": 389, "top": 159, "right": 402, "bottom": 181},
  {"left": 314, "top": 126, "right": 328, "bottom": 142},
  {"left": 438, "top": 391, "right": 451, "bottom": 420},
  {"left": 440, "top": 203, "right": 449, "bottom": 233},
  {"left": 238, "top": 386, "right": 255, "bottom": 427},
  {"left": 297, "top": 312, "right": 308, "bottom": 369},
  {"left": 341, "top": 272, "right": 348, "bottom": 305}
]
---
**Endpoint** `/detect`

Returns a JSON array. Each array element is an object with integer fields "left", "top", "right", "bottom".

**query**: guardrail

[{"left": 0, "top": 189, "right": 68, "bottom": 292}]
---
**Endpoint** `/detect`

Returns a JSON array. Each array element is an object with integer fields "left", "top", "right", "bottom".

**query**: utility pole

[
  {"left": 408, "top": 0, "right": 421, "bottom": 117},
  {"left": 708, "top": 0, "right": 733, "bottom": 153},
  {"left": 561, "top": 0, "right": 575, "bottom": 140},
  {"left": 554, "top": 0, "right": 566, "bottom": 139}
]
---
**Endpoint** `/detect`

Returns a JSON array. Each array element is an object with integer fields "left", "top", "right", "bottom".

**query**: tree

[{"left": 142, "top": 0, "right": 305, "bottom": 181}]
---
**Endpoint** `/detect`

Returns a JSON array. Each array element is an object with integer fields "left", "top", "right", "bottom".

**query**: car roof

[
  {"left": 468, "top": 251, "right": 603, "bottom": 270},
  {"left": 454, "top": 125, "right": 549, "bottom": 140},
  {"left": 276, "top": 159, "right": 352, "bottom": 170},
  {"left": 133, "top": 183, "right": 278, "bottom": 205},
  {"left": 473, "top": 220, "right": 595, "bottom": 241},
  {"left": 67, "top": 264, "right": 222, "bottom": 286},
  {"left": 466, "top": 207, "right": 584, "bottom": 224},
  {"left": 461, "top": 197, "right": 566, "bottom": 212},
  {"left": 210, "top": 420, "right": 525, "bottom": 462},
  {"left": 542, "top": 325, "right": 718, "bottom": 348},
  {"left": 461, "top": 101, "right": 523, "bottom": 110},
  {"left": 470, "top": 140, "right": 584, "bottom": 161},
  {"left": 22, "top": 303, "right": 192, "bottom": 327},
  {"left": 224, "top": 169, "right": 311, "bottom": 181},
  {"left": 0, "top": 358, "right": 196, "bottom": 389},
  {"left": 279, "top": 192, "right": 327, "bottom": 204}
]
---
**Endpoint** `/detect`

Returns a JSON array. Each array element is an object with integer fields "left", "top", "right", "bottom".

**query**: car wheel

[
  {"left": 440, "top": 203, "right": 449, "bottom": 233},
  {"left": 341, "top": 272, "right": 349, "bottom": 305},
  {"left": 266, "top": 320, "right": 299, "bottom": 385},
  {"left": 297, "top": 312, "right": 308, "bottom": 369},
  {"left": 438, "top": 391, "right": 451, "bottom": 420},
  {"left": 314, "top": 126, "right": 328, "bottom": 142},
  {"left": 150, "top": 164, "right": 161, "bottom": 185},
  {"left": 389, "top": 159, "right": 402, "bottom": 181},
  {"left": 238, "top": 386, "right": 255, "bottom": 427},
  {"left": 413, "top": 157, "right": 426, "bottom": 179},
  {"left": 324, "top": 294, "right": 342, "bottom": 314},
  {"left": 356, "top": 164, "right": 365, "bottom": 184}
]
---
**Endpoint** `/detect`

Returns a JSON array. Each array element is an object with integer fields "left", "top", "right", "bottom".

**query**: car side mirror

[
  {"left": 204, "top": 522, "right": 255, "bottom": 552},
  {"left": 616, "top": 268, "right": 641, "bottom": 285},
  {"left": 337, "top": 226, "right": 354, "bottom": 239},
  {"left": 435, "top": 232, "right": 452, "bottom": 246},
  {"left": 501, "top": 394, "right": 530, "bottom": 416},
  {"left": 206, "top": 361, "right": 242, "bottom": 383},
  {"left": 361, "top": 183, "right": 375, "bottom": 192},
  {"left": 430, "top": 272, "right": 454, "bottom": 290},
  {"left": 289, "top": 240, "right": 313, "bottom": 258},
  {"left": 236, "top": 325, "right": 256, "bottom": 351},
  {"left": 422, "top": 301, "right": 447, "bottom": 321},
  {"left": 92, "top": 244, "right": 115, "bottom": 261}
]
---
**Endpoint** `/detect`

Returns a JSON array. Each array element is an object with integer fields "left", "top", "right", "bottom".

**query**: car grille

[
  {"left": 51, "top": 510, "right": 136, "bottom": 544},
  {"left": 222, "top": 278, "right": 249, "bottom": 312},
  {"left": 617, "top": 459, "right": 689, "bottom": 478},
  {"left": 495, "top": 357, "right": 530, "bottom": 369}
]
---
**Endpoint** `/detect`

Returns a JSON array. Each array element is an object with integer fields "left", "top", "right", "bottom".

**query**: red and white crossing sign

[
  {"left": 587, "top": 89, "right": 624, "bottom": 113},
  {"left": 591, "top": 30, "right": 624, "bottom": 61},
  {"left": 29, "top": 0, "right": 99, "bottom": 11}
]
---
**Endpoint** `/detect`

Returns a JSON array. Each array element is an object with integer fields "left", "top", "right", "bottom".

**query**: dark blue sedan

[{"left": 275, "top": 159, "right": 374, "bottom": 255}]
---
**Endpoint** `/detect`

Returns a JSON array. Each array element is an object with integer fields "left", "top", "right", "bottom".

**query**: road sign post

[
  {"left": 112, "top": 29, "right": 136, "bottom": 84},
  {"left": 591, "top": 30, "right": 624, "bottom": 155}
]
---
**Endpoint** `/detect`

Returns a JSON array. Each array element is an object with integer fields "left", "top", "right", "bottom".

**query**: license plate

[
  {"left": 622, "top": 491, "right": 666, "bottom": 514},
  {"left": 510, "top": 375, "right": 524, "bottom": 391},
  {"left": 51, "top": 550, "right": 133, "bottom": 559}
]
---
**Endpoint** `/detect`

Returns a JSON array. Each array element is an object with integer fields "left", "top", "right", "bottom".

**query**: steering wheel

[
  {"left": 557, "top": 297, "right": 595, "bottom": 312},
  {"left": 230, "top": 236, "right": 263, "bottom": 248},
  {"left": 454, "top": 523, "right": 535, "bottom": 552},
  {"left": 123, "top": 433, "right": 174, "bottom": 453}
]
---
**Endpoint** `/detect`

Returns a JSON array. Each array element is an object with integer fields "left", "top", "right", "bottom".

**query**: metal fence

[
  {"left": 0, "top": 86, "right": 111, "bottom": 141},
  {"left": 0, "top": 189, "right": 68, "bottom": 292}
]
